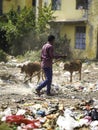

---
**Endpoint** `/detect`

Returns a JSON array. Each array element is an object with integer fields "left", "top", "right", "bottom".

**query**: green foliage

[
  {"left": 0, "top": 5, "right": 54, "bottom": 56},
  {"left": 7, "top": 8, "right": 18, "bottom": 25},
  {"left": 37, "top": 4, "right": 54, "bottom": 32},
  {"left": 2, "top": 7, "right": 36, "bottom": 43},
  {"left": 0, "top": 50, "right": 8, "bottom": 62},
  {"left": 17, "top": 50, "right": 41, "bottom": 62},
  {"left": 54, "top": 34, "right": 71, "bottom": 59},
  {"left": 0, "top": 123, "right": 12, "bottom": 130},
  {"left": 2, "top": 20, "right": 17, "bottom": 43},
  {"left": 16, "top": 7, "right": 35, "bottom": 34}
]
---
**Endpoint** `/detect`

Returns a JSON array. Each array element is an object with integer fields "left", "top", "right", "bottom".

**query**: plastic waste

[
  {"left": 57, "top": 108, "right": 80, "bottom": 130},
  {"left": 36, "top": 110, "right": 45, "bottom": 117},
  {"left": 57, "top": 115, "right": 79, "bottom": 130},
  {"left": 1, "top": 107, "right": 12, "bottom": 121},
  {"left": 3, "top": 107, "right": 12, "bottom": 116},
  {"left": 17, "top": 126, "right": 22, "bottom": 130},
  {"left": 6, "top": 115, "right": 41, "bottom": 128},
  {"left": 22, "top": 122, "right": 41, "bottom": 129},
  {"left": 16, "top": 109, "right": 26, "bottom": 115},
  {"left": 90, "top": 108, "right": 98, "bottom": 121},
  {"left": 90, "top": 120, "right": 98, "bottom": 130},
  {"left": 6, "top": 115, "right": 24, "bottom": 124},
  {"left": 79, "top": 116, "right": 91, "bottom": 127}
]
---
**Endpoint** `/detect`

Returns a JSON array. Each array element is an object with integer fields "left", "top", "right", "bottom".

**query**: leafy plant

[
  {"left": 54, "top": 34, "right": 71, "bottom": 59},
  {"left": 0, "top": 7, "right": 36, "bottom": 55},
  {"left": 3, "top": 7, "right": 36, "bottom": 43},
  {"left": 0, "top": 5, "right": 54, "bottom": 56},
  {"left": 17, "top": 50, "right": 41, "bottom": 62},
  {"left": 0, "top": 123, "right": 12, "bottom": 130},
  {"left": 0, "top": 49, "right": 8, "bottom": 62},
  {"left": 37, "top": 4, "right": 54, "bottom": 32}
]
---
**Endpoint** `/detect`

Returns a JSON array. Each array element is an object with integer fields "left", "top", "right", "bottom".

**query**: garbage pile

[
  {"left": 1, "top": 98, "right": 98, "bottom": 130},
  {"left": 1, "top": 56, "right": 98, "bottom": 130}
]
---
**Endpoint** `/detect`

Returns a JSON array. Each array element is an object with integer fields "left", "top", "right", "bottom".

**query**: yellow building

[
  {"left": 0, "top": 0, "right": 37, "bottom": 14},
  {"left": 1, "top": 0, "right": 98, "bottom": 59},
  {"left": 0, "top": 0, "right": 29, "bottom": 14},
  {"left": 42, "top": 0, "right": 98, "bottom": 60}
]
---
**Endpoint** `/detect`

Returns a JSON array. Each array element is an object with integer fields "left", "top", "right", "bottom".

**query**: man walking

[{"left": 36, "top": 35, "right": 66, "bottom": 96}]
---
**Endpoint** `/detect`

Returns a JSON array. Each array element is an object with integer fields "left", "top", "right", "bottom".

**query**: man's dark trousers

[{"left": 37, "top": 67, "right": 52, "bottom": 94}]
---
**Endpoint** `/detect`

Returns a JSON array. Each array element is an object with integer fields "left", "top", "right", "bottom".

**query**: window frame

[
  {"left": 75, "top": 26, "right": 86, "bottom": 50},
  {"left": 51, "top": 0, "right": 61, "bottom": 10},
  {"left": 76, "top": 0, "right": 88, "bottom": 10}
]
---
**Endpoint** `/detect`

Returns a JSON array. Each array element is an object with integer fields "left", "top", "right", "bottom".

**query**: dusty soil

[{"left": 0, "top": 58, "right": 98, "bottom": 110}]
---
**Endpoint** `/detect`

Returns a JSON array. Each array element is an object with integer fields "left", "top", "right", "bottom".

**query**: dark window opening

[
  {"left": 0, "top": 0, "right": 3, "bottom": 15},
  {"left": 76, "top": 0, "right": 88, "bottom": 10},
  {"left": 32, "top": 0, "right": 36, "bottom": 7},
  {"left": 75, "top": 26, "right": 86, "bottom": 49},
  {"left": 52, "top": 0, "right": 61, "bottom": 10}
]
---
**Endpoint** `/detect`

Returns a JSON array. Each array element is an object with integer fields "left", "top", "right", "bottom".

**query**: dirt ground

[{"left": 0, "top": 58, "right": 98, "bottom": 111}]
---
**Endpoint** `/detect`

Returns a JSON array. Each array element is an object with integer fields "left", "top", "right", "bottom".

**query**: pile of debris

[{"left": 0, "top": 98, "right": 98, "bottom": 130}]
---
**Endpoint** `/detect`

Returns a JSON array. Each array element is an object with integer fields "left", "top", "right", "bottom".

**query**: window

[
  {"left": 76, "top": 0, "right": 88, "bottom": 10},
  {"left": 44, "top": 0, "right": 48, "bottom": 7},
  {"left": 32, "top": 0, "right": 36, "bottom": 7},
  {"left": 52, "top": 0, "right": 61, "bottom": 10},
  {"left": 75, "top": 26, "right": 86, "bottom": 49},
  {"left": 0, "top": 0, "right": 3, "bottom": 15}
]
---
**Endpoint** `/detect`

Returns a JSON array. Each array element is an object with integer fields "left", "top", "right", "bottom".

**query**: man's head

[{"left": 48, "top": 35, "right": 55, "bottom": 44}]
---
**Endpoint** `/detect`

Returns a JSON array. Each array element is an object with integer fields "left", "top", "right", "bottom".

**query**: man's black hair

[{"left": 48, "top": 35, "right": 55, "bottom": 42}]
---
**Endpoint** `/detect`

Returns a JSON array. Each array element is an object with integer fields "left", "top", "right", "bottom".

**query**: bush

[
  {"left": 17, "top": 50, "right": 41, "bottom": 62},
  {"left": 0, "top": 5, "right": 54, "bottom": 56},
  {"left": 54, "top": 34, "right": 71, "bottom": 59},
  {"left": 0, "top": 49, "right": 8, "bottom": 62}
]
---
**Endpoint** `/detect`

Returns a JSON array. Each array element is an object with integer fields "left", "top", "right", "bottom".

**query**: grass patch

[
  {"left": 16, "top": 50, "right": 41, "bottom": 62},
  {"left": 0, "top": 123, "right": 13, "bottom": 130}
]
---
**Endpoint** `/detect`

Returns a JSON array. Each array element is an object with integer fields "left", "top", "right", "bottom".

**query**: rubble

[
  {"left": 0, "top": 57, "right": 98, "bottom": 129},
  {"left": 0, "top": 98, "right": 98, "bottom": 129}
]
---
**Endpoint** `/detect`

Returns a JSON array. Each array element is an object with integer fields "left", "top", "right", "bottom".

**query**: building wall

[
  {"left": 46, "top": 0, "right": 87, "bottom": 21},
  {"left": 46, "top": 0, "right": 98, "bottom": 59},
  {"left": 25, "top": 0, "right": 32, "bottom": 8},
  {"left": 60, "top": 23, "right": 96, "bottom": 59},
  {"left": 3, "top": 0, "right": 16, "bottom": 13},
  {"left": 88, "top": 0, "right": 98, "bottom": 59},
  {"left": 2, "top": 0, "right": 98, "bottom": 59},
  {"left": 3, "top": 0, "right": 32, "bottom": 13},
  {"left": 60, "top": 23, "right": 88, "bottom": 59}
]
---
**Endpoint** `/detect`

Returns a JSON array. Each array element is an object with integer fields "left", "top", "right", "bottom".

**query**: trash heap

[
  {"left": 1, "top": 97, "right": 98, "bottom": 130},
  {"left": 1, "top": 58, "right": 98, "bottom": 130}
]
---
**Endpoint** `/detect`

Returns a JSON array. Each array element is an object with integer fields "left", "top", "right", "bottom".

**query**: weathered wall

[
  {"left": 87, "top": 0, "right": 98, "bottom": 59},
  {"left": 25, "top": 0, "right": 32, "bottom": 7},
  {"left": 47, "top": 0, "right": 98, "bottom": 59},
  {"left": 3, "top": 0, "right": 17, "bottom": 13},
  {"left": 3, "top": 0, "right": 32, "bottom": 13},
  {"left": 46, "top": 0, "right": 87, "bottom": 21}
]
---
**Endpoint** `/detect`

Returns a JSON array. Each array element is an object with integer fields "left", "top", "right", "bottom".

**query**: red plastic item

[
  {"left": 22, "top": 122, "right": 41, "bottom": 129},
  {"left": 6, "top": 115, "right": 40, "bottom": 128},
  {"left": 6, "top": 115, "right": 24, "bottom": 124}
]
